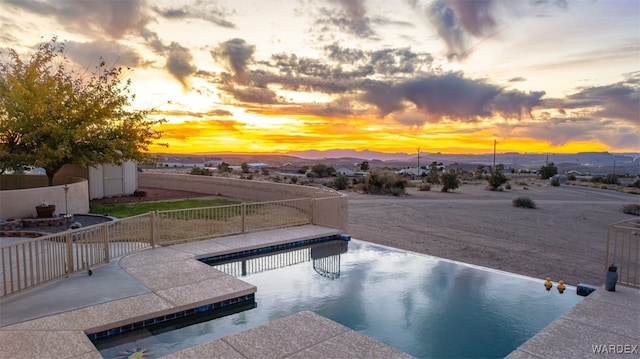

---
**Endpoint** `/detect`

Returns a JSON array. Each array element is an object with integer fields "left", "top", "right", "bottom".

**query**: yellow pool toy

[
  {"left": 544, "top": 277, "right": 553, "bottom": 291},
  {"left": 557, "top": 280, "right": 566, "bottom": 294}
]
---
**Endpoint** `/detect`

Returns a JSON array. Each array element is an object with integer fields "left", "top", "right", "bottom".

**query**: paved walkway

[{"left": 507, "top": 284, "right": 640, "bottom": 358}]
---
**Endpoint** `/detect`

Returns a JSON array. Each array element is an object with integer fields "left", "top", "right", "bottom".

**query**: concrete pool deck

[
  {"left": 0, "top": 225, "right": 410, "bottom": 358},
  {"left": 1, "top": 225, "right": 638, "bottom": 358}
]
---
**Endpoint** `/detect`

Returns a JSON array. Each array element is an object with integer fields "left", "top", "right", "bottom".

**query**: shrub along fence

[{"left": 1, "top": 195, "right": 347, "bottom": 298}]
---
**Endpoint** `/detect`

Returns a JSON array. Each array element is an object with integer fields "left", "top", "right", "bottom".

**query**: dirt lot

[
  {"left": 347, "top": 180, "right": 638, "bottom": 287},
  {"left": 97, "top": 181, "right": 638, "bottom": 287}
]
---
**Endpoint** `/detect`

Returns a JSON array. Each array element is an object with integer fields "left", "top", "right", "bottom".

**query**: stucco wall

[
  {"left": 138, "top": 172, "right": 340, "bottom": 202},
  {"left": 0, "top": 176, "right": 89, "bottom": 219}
]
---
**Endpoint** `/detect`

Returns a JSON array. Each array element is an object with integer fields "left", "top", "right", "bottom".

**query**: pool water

[{"left": 95, "top": 239, "right": 583, "bottom": 358}]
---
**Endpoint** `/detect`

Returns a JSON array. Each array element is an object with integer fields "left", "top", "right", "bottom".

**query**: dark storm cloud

[
  {"left": 65, "top": 40, "right": 143, "bottom": 68},
  {"left": 166, "top": 42, "right": 197, "bottom": 87},
  {"left": 568, "top": 85, "right": 640, "bottom": 128},
  {"left": 150, "top": 3, "right": 235, "bottom": 28},
  {"left": 489, "top": 90, "right": 545, "bottom": 119},
  {"left": 211, "top": 39, "right": 256, "bottom": 84},
  {"left": 271, "top": 44, "right": 432, "bottom": 82},
  {"left": 360, "top": 80, "right": 405, "bottom": 115},
  {"left": 369, "top": 48, "right": 433, "bottom": 75},
  {"left": 138, "top": 29, "right": 198, "bottom": 87},
  {"left": 221, "top": 85, "right": 280, "bottom": 105},
  {"left": 399, "top": 73, "right": 502, "bottom": 119},
  {"left": 6, "top": 0, "right": 148, "bottom": 39},
  {"left": 140, "top": 28, "right": 167, "bottom": 55},
  {"left": 426, "top": 0, "right": 468, "bottom": 58},
  {"left": 550, "top": 74, "right": 640, "bottom": 127},
  {"left": 317, "top": 5, "right": 374, "bottom": 38},
  {"left": 324, "top": 44, "right": 367, "bottom": 63},
  {"left": 268, "top": 52, "right": 374, "bottom": 82},
  {"left": 360, "top": 72, "right": 545, "bottom": 123},
  {"left": 447, "top": 0, "right": 496, "bottom": 37},
  {"left": 416, "top": 0, "right": 569, "bottom": 59},
  {"left": 327, "top": 0, "right": 373, "bottom": 37}
]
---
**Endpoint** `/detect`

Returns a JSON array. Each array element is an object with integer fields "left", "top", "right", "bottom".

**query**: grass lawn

[{"left": 89, "top": 198, "right": 240, "bottom": 218}]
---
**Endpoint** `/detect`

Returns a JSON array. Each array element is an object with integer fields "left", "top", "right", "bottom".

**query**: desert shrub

[
  {"left": 513, "top": 197, "right": 536, "bottom": 208},
  {"left": 440, "top": 171, "right": 460, "bottom": 192},
  {"left": 331, "top": 175, "right": 349, "bottom": 190},
  {"left": 419, "top": 182, "right": 431, "bottom": 191},
  {"left": 592, "top": 174, "right": 620, "bottom": 185},
  {"left": 629, "top": 179, "right": 640, "bottom": 188},
  {"left": 363, "top": 169, "right": 406, "bottom": 196},
  {"left": 550, "top": 177, "right": 560, "bottom": 186},
  {"left": 622, "top": 204, "right": 640, "bottom": 216},
  {"left": 567, "top": 174, "right": 576, "bottom": 181},
  {"left": 488, "top": 164, "right": 508, "bottom": 190},
  {"left": 290, "top": 177, "right": 298, "bottom": 184},
  {"left": 190, "top": 167, "right": 212, "bottom": 176},
  {"left": 505, "top": 183, "right": 511, "bottom": 190}
]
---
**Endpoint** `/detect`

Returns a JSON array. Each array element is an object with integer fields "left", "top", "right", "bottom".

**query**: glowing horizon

[{"left": 1, "top": 0, "right": 638, "bottom": 156}]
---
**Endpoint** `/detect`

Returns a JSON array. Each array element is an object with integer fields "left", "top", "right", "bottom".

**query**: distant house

[
  {"left": 278, "top": 163, "right": 304, "bottom": 174},
  {"left": 566, "top": 170, "right": 583, "bottom": 176},
  {"left": 335, "top": 167, "right": 356, "bottom": 176},
  {"left": 156, "top": 157, "right": 205, "bottom": 168}
]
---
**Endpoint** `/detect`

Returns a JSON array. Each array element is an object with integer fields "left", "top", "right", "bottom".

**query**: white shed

[{"left": 57, "top": 161, "right": 138, "bottom": 199}]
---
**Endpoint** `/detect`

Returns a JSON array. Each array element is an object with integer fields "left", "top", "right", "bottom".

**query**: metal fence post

[
  {"left": 66, "top": 231, "right": 74, "bottom": 275},
  {"left": 150, "top": 211, "right": 157, "bottom": 248},
  {"left": 241, "top": 203, "right": 246, "bottom": 233},
  {"left": 309, "top": 197, "right": 314, "bottom": 225},
  {"left": 103, "top": 223, "right": 110, "bottom": 263}
]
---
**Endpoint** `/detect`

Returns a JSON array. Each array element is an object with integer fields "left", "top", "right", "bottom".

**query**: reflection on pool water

[{"left": 95, "top": 239, "right": 583, "bottom": 358}]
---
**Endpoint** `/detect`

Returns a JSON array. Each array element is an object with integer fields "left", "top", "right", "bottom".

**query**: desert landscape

[
  {"left": 125, "top": 177, "right": 638, "bottom": 288},
  {"left": 346, "top": 179, "right": 637, "bottom": 287}
]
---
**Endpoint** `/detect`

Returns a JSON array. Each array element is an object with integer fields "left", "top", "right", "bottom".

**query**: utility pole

[
  {"left": 493, "top": 140, "right": 496, "bottom": 170},
  {"left": 417, "top": 147, "right": 420, "bottom": 179}
]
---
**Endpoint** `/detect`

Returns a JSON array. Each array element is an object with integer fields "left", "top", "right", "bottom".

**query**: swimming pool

[{"left": 94, "top": 239, "right": 583, "bottom": 358}]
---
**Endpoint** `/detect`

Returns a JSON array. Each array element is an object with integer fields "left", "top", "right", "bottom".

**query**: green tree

[
  {"left": 0, "top": 37, "right": 164, "bottom": 185},
  {"left": 297, "top": 165, "right": 309, "bottom": 174},
  {"left": 331, "top": 174, "right": 349, "bottom": 190},
  {"left": 440, "top": 171, "right": 460, "bottom": 192},
  {"left": 311, "top": 163, "right": 335, "bottom": 177},
  {"left": 360, "top": 161, "right": 369, "bottom": 171},
  {"left": 539, "top": 162, "right": 558, "bottom": 180},
  {"left": 488, "top": 164, "right": 508, "bottom": 190}
]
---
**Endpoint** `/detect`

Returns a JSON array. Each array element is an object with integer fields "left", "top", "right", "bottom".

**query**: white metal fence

[
  {"left": 605, "top": 217, "right": 640, "bottom": 288},
  {"left": 1, "top": 196, "right": 346, "bottom": 298}
]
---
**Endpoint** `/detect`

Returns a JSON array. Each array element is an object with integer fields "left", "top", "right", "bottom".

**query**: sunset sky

[{"left": 1, "top": 0, "right": 638, "bottom": 155}]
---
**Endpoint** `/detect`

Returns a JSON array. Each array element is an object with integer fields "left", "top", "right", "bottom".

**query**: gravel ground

[
  {"left": 347, "top": 180, "right": 638, "bottom": 287},
  {"left": 27, "top": 214, "right": 114, "bottom": 234}
]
